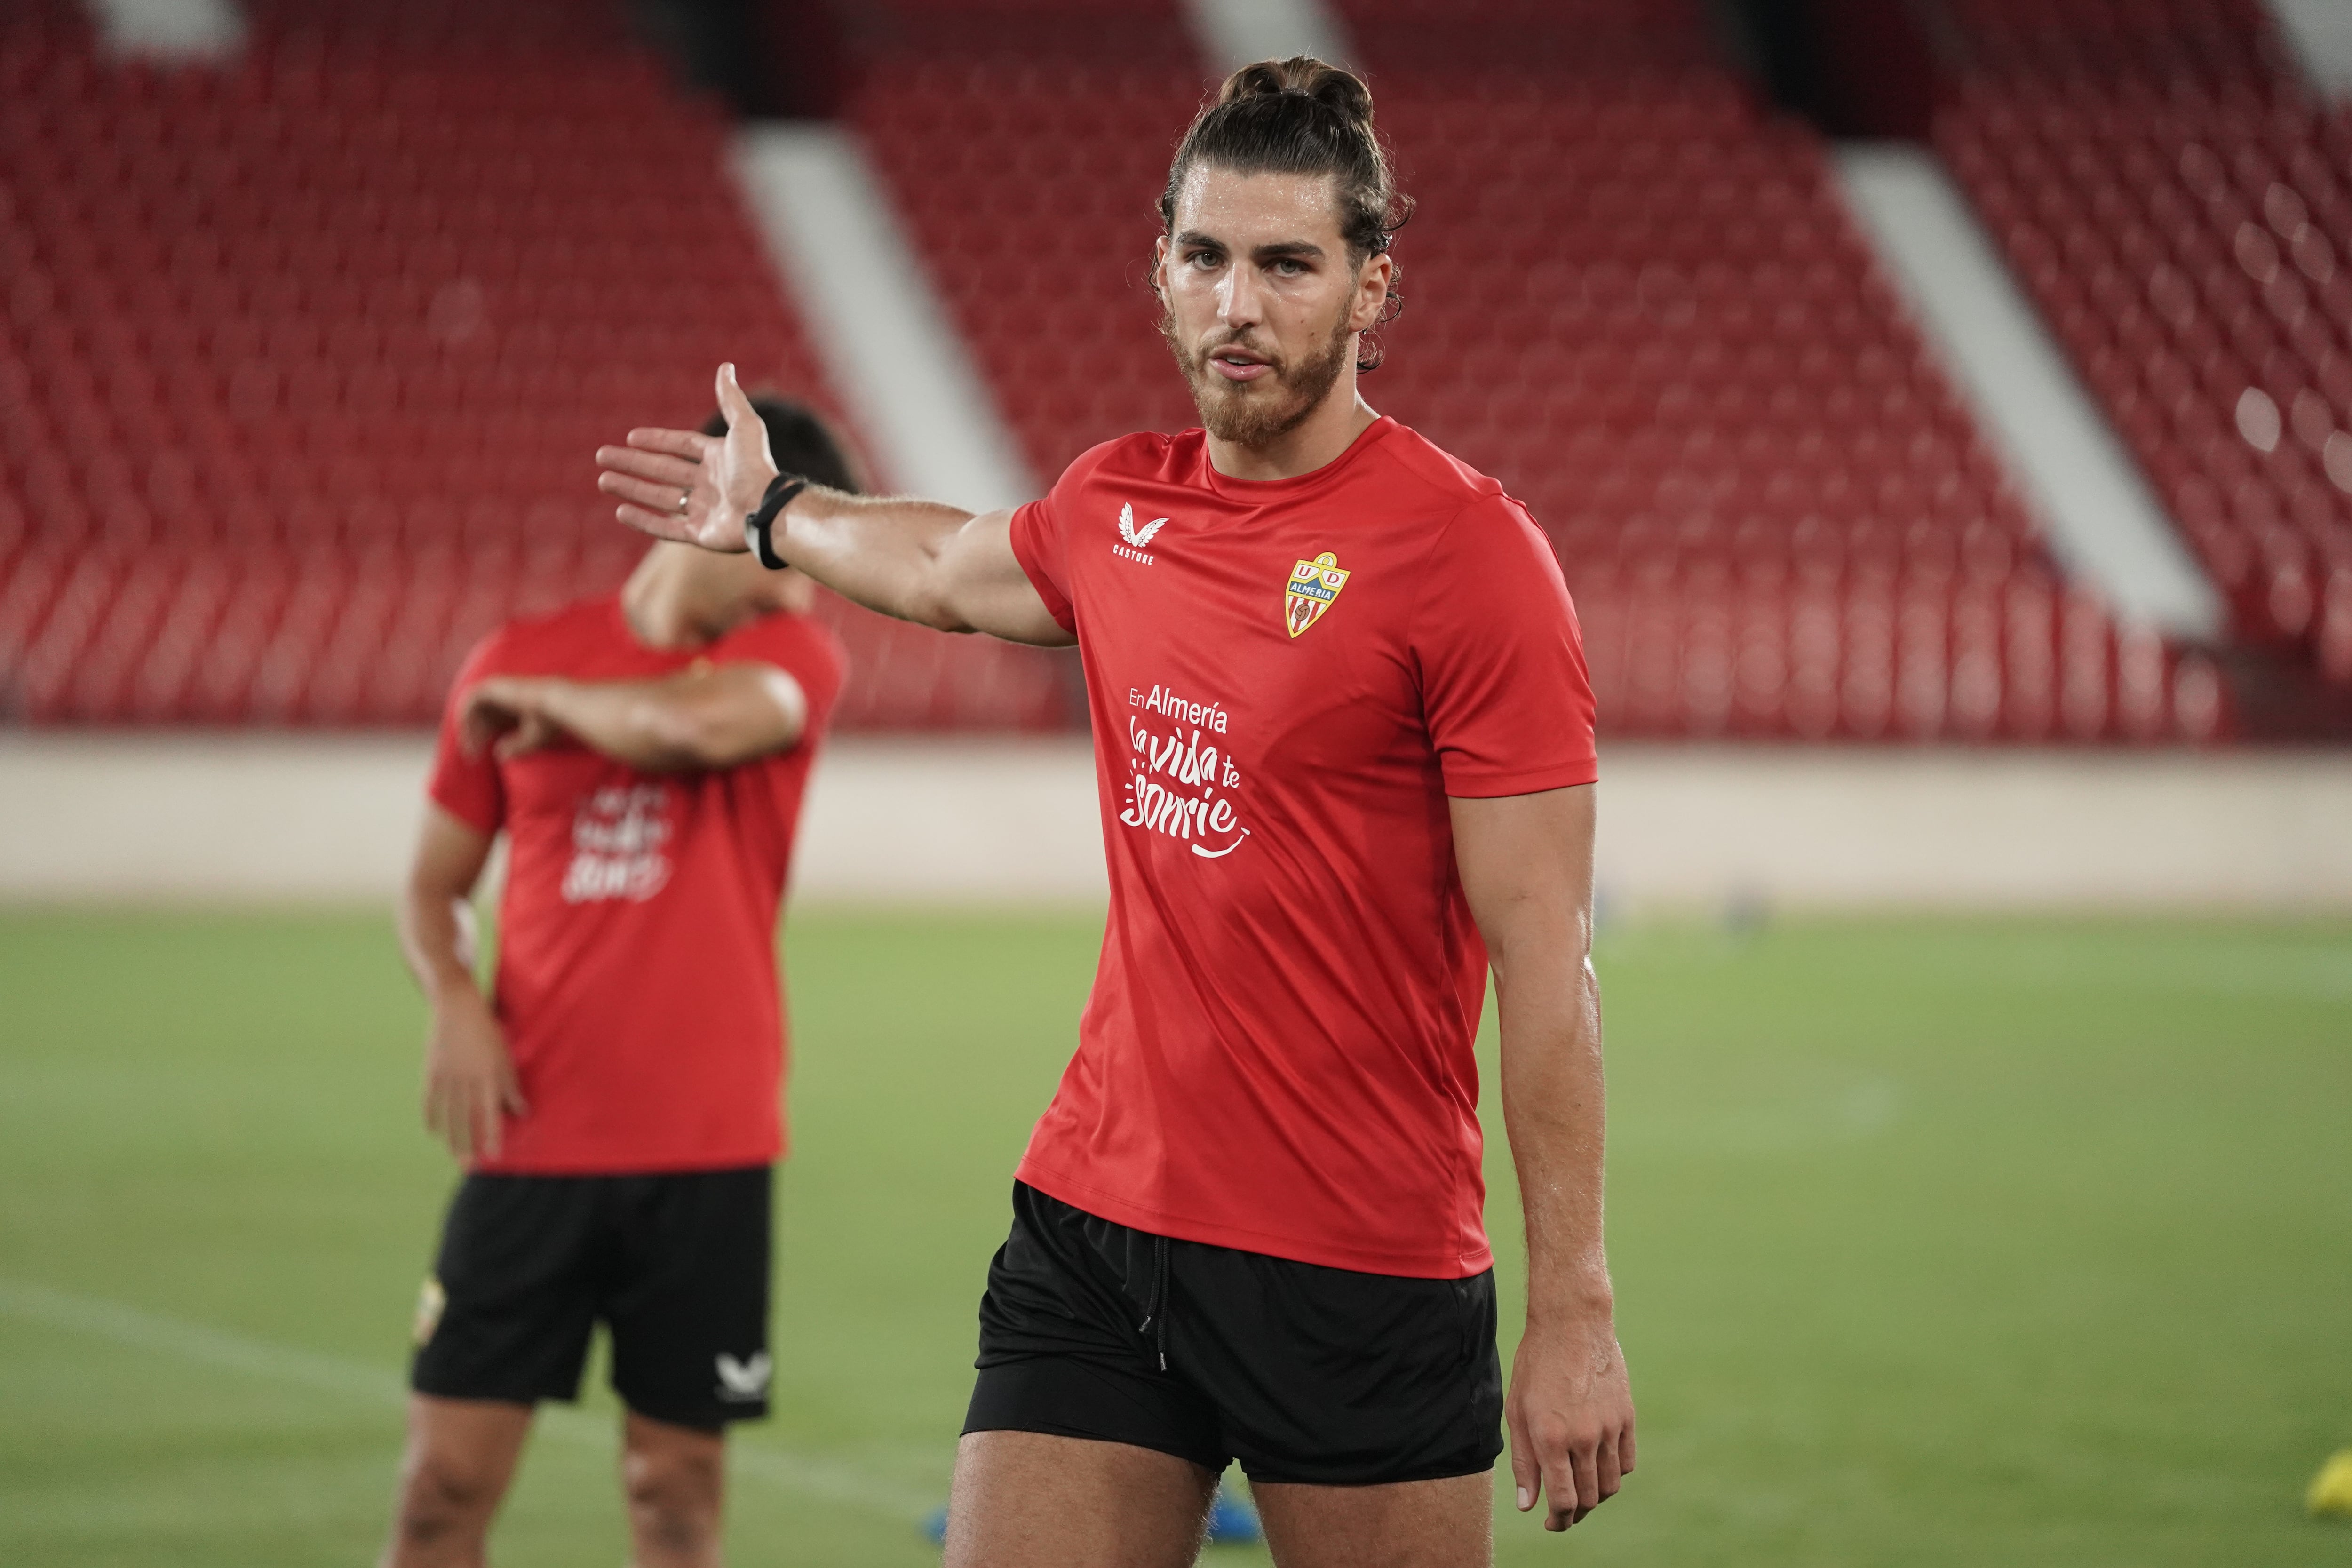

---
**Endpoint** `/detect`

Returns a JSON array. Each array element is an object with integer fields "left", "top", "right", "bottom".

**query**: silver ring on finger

[{"left": 676, "top": 491, "right": 691, "bottom": 515}]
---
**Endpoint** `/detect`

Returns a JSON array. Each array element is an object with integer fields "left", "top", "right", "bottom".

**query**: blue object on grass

[
  {"left": 918, "top": 1482, "right": 1262, "bottom": 1547},
  {"left": 1206, "top": 1482, "right": 1264, "bottom": 1545}
]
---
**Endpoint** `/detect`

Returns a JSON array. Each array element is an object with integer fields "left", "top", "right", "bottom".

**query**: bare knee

[
  {"left": 381, "top": 1397, "right": 531, "bottom": 1568},
  {"left": 392, "top": 1447, "right": 507, "bottom": 1550},
  {"left": 622, "top": 1432, "right": 724, "bottom": 1560}
]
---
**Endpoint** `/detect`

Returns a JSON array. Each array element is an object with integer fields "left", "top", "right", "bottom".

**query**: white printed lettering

[
  {"left": 560, "top": 784, "right": 673, "bottom": 903},
  {"left": 1120, "top": 696, "right": 1248, "bottom": 858}
]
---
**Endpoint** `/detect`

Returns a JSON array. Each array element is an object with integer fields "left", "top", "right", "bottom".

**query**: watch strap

[{"left": 743, "top": 473, "right": 807, "bottom": 570}]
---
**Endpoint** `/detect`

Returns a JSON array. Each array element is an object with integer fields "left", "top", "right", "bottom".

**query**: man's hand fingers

[
  {"left": 619, "top": 428, "right": 715, "bottom": 462},
  {"left": 457, "top": 691, "right": 515, "bottom": 759},
  {"left": 497, "top": 1057, "right": 529, "bottom": 1119},
  {"left": 456, "top": 692, "right": 487, "bottom": 756},
  {"left": 596, "top": 446, "right": 702, "bottom": 490},
  {"left": 496, "top": 713, "right": 557, "bottom": 761},
  {"left": 472, "top": 1075, "right": 502, "bottom": 1161},
  {"left": 1542, "top": 1435, "right": 1599, "bottom": 1531},
  {"left": 432, "top": 1077, "right": 471, "bottom": 1161},
  {"left": 1508, "top": 1327, "right": 1635, "bottom": 1531},
  {"left": 717, "top": 362, "right": 755, "bottom": 426},
  {"left": 599, "top": 470, "right": 700, "bottom": 516},
  {"left": 1506, "top": 1406, "right": 1540, "bottom": 1515},
  {"left": 1542, "top": 1456, "right": 1579, "bottom": 1530},
  {"left": 721, "top": 364, "right": 778, "bottom": 466},
  {"left": 611, "top": 501, "right": 702, "bottom": 542},
  {"left": 1570, "top": 1437, "right": 1603, "bottom": 1520}
]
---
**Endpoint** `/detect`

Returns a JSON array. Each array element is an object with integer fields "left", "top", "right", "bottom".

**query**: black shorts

[
  {"left": 965, "top": 1182, "right": 1503, "bottom": 1487},
  {"left": 410, "top": 1166, "right": 771, "bottom": 1431}
]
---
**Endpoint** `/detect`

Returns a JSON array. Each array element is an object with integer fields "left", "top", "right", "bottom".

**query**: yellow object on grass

[{"left": 2309, "top": 1450, "right": 2352, "bottom": 1519}]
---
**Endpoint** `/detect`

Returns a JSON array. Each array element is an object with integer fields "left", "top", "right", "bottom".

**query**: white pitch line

[
  {"left": 0, "top": 1279, "right": 921, "bottom": 1523},
  {"left": 0, "top": 1278, "right": 398, "bottom": 1404}
]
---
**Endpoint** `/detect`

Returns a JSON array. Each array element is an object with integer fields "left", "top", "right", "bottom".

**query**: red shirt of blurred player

[{"left": 426, "top": 592, "right": 842, "bottom": 1171}]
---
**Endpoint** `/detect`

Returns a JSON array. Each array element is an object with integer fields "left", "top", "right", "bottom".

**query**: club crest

[
  {"left": 1285, "top": 552, "right": 1350, "bottom": 638},
  {"left": 413, "top": 1277, "right": 446, "bottom": 1347}
]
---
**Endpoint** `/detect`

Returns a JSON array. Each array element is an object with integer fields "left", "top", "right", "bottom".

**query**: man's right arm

[
  {"left": 594, "top": 364, "right": 1073, "bottom": 647},
  {"left": 779, "top": 493, "right": 1065, "bottom": 644},
  {"left": 395, "top": 804, "right": 525, "bottom": 1162}
]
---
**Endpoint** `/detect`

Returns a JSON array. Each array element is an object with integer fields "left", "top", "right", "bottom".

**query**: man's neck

[{"left": 1206, "top": 389, "right": 1382, "bottom": 483}]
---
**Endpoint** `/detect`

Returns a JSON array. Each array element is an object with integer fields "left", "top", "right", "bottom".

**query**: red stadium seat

[
  {"left": 1937, "top": 0, "right": 2345, "bottom": 691},
  {"left": 0, "top": 0, "right": 2228, "bottom": 739},
  {"left": 853, "top": 0, "right": 2202, "bottom": 738},
  {"left": 0, "top": 7, "right": 1078, "bottom": 731}
]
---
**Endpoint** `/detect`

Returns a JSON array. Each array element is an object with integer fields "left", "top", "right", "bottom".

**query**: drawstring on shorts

[{"left": 1136, "top": 1233, "right": 1170, "bottom": 1371}]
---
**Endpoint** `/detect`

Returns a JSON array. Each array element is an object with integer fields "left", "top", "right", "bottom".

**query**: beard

[{"left": 1161, "top": 302, "right": 1356, "bottom": 447}]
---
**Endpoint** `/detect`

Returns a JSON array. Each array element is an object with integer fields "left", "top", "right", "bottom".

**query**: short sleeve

[
  {"left": 1412, "top": 496, "right": 1599, "bottom": 797},
  {"left": 1007, "top": 491, "right": 1076, "bottom": 634},
  {"left": 427, "top": 631, "right": 509, "bottom": 835}
]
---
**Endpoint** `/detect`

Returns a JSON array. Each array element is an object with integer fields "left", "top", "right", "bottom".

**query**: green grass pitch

[{"left": 2, "top": 907, "right": 2348, "bottom": 1565}]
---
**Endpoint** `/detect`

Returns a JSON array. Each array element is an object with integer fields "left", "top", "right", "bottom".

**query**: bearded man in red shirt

[
  {"left": 600, "top": 58, "right": 1635, "bottom": 1568},
  {"left": 384, "top": 401, "right": 850, "bottom": 1568}
]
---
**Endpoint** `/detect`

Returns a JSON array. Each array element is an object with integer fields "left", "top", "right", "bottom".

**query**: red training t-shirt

[
  {"left": 427, "top": 594, "right": 844, "bottom": 1175},
  {"left": 1008, "top": 417, "right": 1598, "bottom": 1278}
]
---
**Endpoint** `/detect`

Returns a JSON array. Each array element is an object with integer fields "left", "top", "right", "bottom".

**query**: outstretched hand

[{"left": 595, "top": 363, "right": 779, "bottom": 553}]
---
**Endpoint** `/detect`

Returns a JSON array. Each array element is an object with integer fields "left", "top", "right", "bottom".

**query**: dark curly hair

[{"left": 1159, "top": 56, "right": 1411, "bottom": 372}]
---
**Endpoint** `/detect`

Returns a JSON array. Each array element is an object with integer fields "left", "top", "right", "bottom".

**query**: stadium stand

[
  {"left": 2, "top": 0, "right": 2254, "bottom": 740},
  {"left": 835, "top": 0, "right": 2206, "bottom": 740},
  {"left": 841, "top": 0, "right": 1208, "bottom": 486},
  {"left": 1934, "top": 0, "right": 2352, "bottom": 694},
  {"left": 0, "top": 0, "right": 1071, "bottom": 730},
  {"left": 1333, "top": 0, "right": 2209, "bottom": 740}
]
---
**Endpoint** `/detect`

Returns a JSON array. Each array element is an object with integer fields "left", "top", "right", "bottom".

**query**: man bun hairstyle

[{"left": 1160, "top": 56, "right": 1410, "bottom": 372}]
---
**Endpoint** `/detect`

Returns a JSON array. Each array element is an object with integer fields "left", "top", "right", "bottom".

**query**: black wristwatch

[{"left": 743, "top": 472, "right": 807, "bottom": 570}]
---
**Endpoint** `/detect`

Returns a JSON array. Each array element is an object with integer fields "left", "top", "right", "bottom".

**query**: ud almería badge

[{"left": 1285, "top": 551, "right": 1350, "bottom": 638}]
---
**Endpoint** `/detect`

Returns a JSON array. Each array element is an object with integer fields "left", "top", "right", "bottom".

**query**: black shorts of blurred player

[
  {"left": 411, "top": 1168, "right": 774, "bottom": 1426},
  {"left": 392, "top": 1170, "right": 770, "bottom": 1568}
]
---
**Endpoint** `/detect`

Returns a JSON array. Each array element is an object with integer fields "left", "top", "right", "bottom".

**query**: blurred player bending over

[
  {"left": 601, "top": 59, "right": 1634, "bottom": 1568},
  {"left": 385, "top": 399, "right": 850, "bottom": 1568}
]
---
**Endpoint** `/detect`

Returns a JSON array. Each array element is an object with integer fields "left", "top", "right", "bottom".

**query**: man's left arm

[
  {"left": 1451, "top": 782, "right": 1635, "bottom": 1534},
  {"left": 459, "top": 662, "right": 808, "bottom": 773}
]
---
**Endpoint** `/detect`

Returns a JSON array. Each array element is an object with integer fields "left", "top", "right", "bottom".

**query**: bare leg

[
  {"left": 620, "top": 1410, "right": 727, "bottom": 1568},
  {"left": 381, "top": 1395, "right": 535, "bottom": 1568},
  {"left": 945, "top": 1431, "right": 1219, "bottom": 1568},
  {"left": 1253, "top": 1471, "right": 1494, "bottom": 1568}
]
